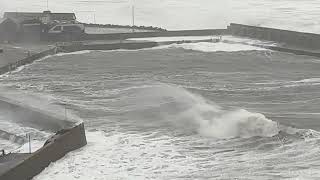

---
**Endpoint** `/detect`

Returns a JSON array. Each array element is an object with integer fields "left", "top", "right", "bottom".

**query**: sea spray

[
  {"left": 168, "top": 86, "right": 279, "bottom": 138},
  {"left": 131, "top": 84, "right": 279, "bottom": 138}
]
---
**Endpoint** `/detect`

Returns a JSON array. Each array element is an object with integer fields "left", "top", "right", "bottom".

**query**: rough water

[
  {"left": 2, "top": 0, "right": 320, "bottom": 33},
  {"left": 1, "top": 40, "right": 320, "bottom": 179}
]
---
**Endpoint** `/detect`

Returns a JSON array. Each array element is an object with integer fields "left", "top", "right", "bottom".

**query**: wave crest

[
  {"left": 144, "top": 84, "right": 280, "bottom": 139},
  {"left": 198, "top": 109, "right": 279, "bottom": 138}
]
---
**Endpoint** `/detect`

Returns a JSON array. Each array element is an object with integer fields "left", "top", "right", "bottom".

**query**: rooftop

[{"left": 3, "top": 11, "right": 76, "bottom": 23}]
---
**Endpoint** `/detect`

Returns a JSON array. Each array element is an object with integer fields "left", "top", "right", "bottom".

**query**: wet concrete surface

[{"left": 0, "top": 153, "right": 32, "bottom": 175}]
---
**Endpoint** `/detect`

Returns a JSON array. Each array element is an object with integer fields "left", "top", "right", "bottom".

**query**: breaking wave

[
  {"left": 171, "top": 87, "right": 278, "bottom": 138},
  {"left": 134, "top": 84, "right": 279, "bottom": 139}
]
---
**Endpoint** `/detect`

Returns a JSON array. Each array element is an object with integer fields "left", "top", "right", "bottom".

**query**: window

[
  {"left": 63, "top": 26, "right": 81, "bottom": 32},
  {"left": 53, "top": 26, "right": 62, "bottom": 31}
]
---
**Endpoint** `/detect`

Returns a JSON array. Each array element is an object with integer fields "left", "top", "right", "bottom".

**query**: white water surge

[
  {"left": 130, "top": 36, "right": 270, "bottom": 52},
  {"left": 163, "top": 42, "right": 266, "bottom": 52}
]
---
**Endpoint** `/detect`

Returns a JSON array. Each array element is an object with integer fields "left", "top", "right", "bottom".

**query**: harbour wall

[
  {"left": 227, "top": 23, "right": 320, "bottom": 50},
  {"left": 81, "top": 29, "right": 228, "bottom": 41},
  {"left": 59, "top": 41, "right": 159, "bottom": 52},
  {"left": 0, "top": 123, "right": 87, "bottom": 180},
  {"left": 0, "top": 48, "right": 57, "bottom": 75}
]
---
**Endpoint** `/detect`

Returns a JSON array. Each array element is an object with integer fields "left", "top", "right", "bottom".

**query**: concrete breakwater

[
  {"left": 67, "top": 25, "right": 320, "bottom": 58},
  {"left": 83, "top": 23, "right": 167, "bottom": 32},
  {"left": 228, "top": 23, "right": 320, "bottom": 50},
  {"left": 59, "top": 41, "right": 159, "bottom": 52},
  {"left": 81, "top": 29, "right": 228, "bottom": 41}
]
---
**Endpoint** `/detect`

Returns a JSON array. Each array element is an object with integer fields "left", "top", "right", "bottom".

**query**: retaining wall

[
  {"left": 0, "top": 123, "right": 87, "bottom": 180},
  {"left": 228, "top": 23, "right": 320, "bottom": 49}
]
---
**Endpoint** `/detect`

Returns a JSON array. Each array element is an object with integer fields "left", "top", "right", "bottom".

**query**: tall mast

[{"left": 132, "top": 4, "right": 135, "bottom": 32}]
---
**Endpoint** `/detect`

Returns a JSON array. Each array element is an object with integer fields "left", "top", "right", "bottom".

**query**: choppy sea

[{"left": 1, "top": 37, "right": 320, "bottom": 179}]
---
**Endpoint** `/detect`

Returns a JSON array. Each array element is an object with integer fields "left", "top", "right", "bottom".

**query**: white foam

[
  {"left": 295, "top": 78, "right": 320, "bottom": 83},
  {"left": 198, "top": 109, "right": 279, "bottom": 138},
  {"left": 154, "top": 42, "right": 267, "bottom": 52},
  {"left": 55, "top": 50, "right": 92, "bottom": 57},
  {"left": 129, "top": 36, "right": 217, "bottom": 42},
  {"left": 0, "top": 118, "right": 51, "bottom": 138},
  {"left": 253, "top": 77, "right": 320, "bottom": 90},
  {"left": 0, "top": 111, "right": 53, "bottom": 153},
  {"left": 33, "top": 130, "right": 197, "bottom": 180},
  {"left": 14, "top": 139, "right": 46, "bottom": 153},
  {"left": 158, "top": 85, "right": 279, "bottom": 138},
  {"left": 222, "top": 36, "right": 278, "bottom": 47},
  {"left": 128, "top": 84, "right": 279, "bottom": 138}
]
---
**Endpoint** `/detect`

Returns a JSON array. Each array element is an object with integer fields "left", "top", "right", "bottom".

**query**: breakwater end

[
  {"left": 227, "top": 23, "right": 320, "bottom": 57},
  {"left": 0, "top": 123, "right": 87, "bottom": 180}
]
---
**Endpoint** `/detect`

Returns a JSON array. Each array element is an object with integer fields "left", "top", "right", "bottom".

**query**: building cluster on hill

[{"left": 0, "top": 11, "right": 84, "bottom": 42}]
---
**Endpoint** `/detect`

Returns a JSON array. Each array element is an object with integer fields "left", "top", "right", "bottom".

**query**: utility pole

[{"left": 47, "top": 0, "right": 49, "bottom": 10}]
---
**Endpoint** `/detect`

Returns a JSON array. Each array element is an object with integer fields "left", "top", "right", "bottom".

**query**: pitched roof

[
  {"left": 4, "top": 12, "right": 43, "bottom": 22},
  {"left": 3, "top": 12, "right": 76, "bottom": 23},
  {"left": 0, "top": 17, "right": 17, "bottom": 25}
]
